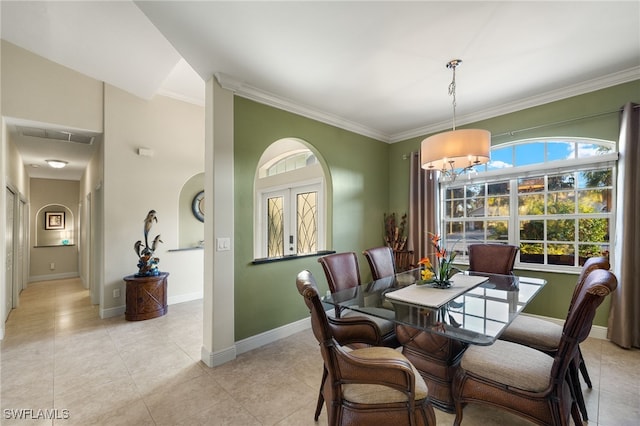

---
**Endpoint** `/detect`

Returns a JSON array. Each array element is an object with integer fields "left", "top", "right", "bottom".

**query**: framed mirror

[{"left": 192, "top": 190, "right": 204, "bottom": 222}]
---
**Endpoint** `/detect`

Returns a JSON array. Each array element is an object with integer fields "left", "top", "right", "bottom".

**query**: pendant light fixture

[{"left": 420, "top": 59, "right": 490, "bottom": 181}]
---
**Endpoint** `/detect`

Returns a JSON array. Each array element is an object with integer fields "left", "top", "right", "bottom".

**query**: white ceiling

[{"left": 3, "top": 1, "right": 639, "bottom": 180}]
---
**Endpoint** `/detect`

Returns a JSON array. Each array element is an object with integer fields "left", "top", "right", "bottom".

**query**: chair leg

[
  {"left": 578, "top": 347, "right": 593, "bottom": 389},
  {"left": 568, "top": 361, "right": 588, "bottom": 421},
  {"left": 453, "top": 401, "right": 465, "bottom": 426},
  {"left": 314, "top": 366, "right": 328, "bottom": 420},
  {"left": 571, "top": 401, "right": 584, "bottom": 426}
]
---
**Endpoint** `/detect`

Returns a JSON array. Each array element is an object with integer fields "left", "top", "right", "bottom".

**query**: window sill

[{"left": 252, "top": 250, "right": 336, "bottom": 265}]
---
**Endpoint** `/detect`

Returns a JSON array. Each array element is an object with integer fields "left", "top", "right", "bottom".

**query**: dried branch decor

[{"left": 384, "top": 212, "right": 407, "bottom": 251}]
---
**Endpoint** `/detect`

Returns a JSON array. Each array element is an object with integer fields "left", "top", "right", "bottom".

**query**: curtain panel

[
  {"left": 608, "top": 102, "right": 640, "bottom": 349},
  {"left": 408, "top": 151, "right": 438, "bottom": 265}
]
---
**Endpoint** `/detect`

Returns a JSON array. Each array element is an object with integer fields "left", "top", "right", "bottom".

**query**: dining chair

[
  {"left": 318, "top": 252, "right": 397, "bottom": 347},
  {"left": 363, "top": 246, "right": 396, "bottom": 280},
  {"left": 467, "top": 243, "right": 519, "bottom": 275},
  {"left": 452, "top": 268, "right": 617, "bottom": 426},
  {"left": 297, "top": 270, "right": 437, "bottom": 426},
  {"left": 363, "top": 245, "right": 467, "bottom": 412},
  {"left": 295, "top": 269, "right": 383, "bottom": 420},
  {"left": 499, "top": 256, "right": 610, "bottom": 421}
]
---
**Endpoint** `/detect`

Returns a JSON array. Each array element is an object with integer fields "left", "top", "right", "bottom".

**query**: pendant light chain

[
  {"left": 447, "top": 59, "right": 460, "bottom": 131},
  {"left": 448, "top": 67, "right": 457, "bottom": 130}
]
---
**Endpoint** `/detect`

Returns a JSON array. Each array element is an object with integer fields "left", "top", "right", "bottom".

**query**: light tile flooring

[{"left": 1, "top": 278, "right": 638, "bottom": 425}]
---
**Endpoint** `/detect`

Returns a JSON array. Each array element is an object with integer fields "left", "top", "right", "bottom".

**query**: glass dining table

[{"left": 322, "top": 268, "right": 547, "bottom": 412}]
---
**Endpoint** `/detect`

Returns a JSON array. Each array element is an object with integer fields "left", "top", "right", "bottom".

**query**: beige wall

[
  {"left": 29, "top": 179, "right": 79, "bottom": 280},
  {"left": 6, "top": 137, "right": 29, "bottom": 197},
  {"left": 102, "top": 85, "right": 205, "bottom": 315},
  {"left": 1, "top": 40, "right": 103, "bottom": 132},
  {"left": 79, "top": 135, "right": 103, "bottom": 294},
  {"left": 1, "top": 35, "right": 5, "bottom": 331},
  {"left": 2, "top": 42, "right": 205, "bottom": 319}
]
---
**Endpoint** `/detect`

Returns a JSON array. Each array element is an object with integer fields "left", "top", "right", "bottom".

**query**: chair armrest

[
  {"left": 328, "top": 316, "right": 382, "bottom": 346},
  {"left": 336, "top": 346, "right": 415, "bottom": 394}
]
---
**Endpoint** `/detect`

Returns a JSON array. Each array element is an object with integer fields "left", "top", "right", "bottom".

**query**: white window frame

[
  {"left": 255, "top": 178, "right": 325, "bottom": 259},
  {"left": 440, "top": 138, "right": 617, "bottom": 273}
]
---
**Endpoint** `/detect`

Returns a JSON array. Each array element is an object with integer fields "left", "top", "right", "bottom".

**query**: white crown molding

[
  {"left": 215, "top": 73, "right": 391, "bottom": 142},
  {"left": 391, "top": 66, "right": 640, "bottom": 143},
  {"left": 155, "top": 88, "right": 205, "bottom": 107},
  {"left": 217, "top": 68, "right": 639, "bottom": 144}
]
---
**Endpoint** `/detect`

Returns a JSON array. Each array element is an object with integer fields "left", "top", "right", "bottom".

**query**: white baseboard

[
  {"left": 29, "top": 272, "right": 79, "bottom": 283},
  {"left": 519, "top": 313, "right": 609, "bottom": 340},
  {"left": 168, "top": 291, "right": 203, "bottom": 305},
  {"left": 201, "top": 345, "right": 237, "bottom": 368},
  {"left": 200, "top": 315, "right": 312, "bottom": 367},
  {"left": 100, "top": 305, "right": 125, "bottom": 319},
  {"left": 235, "top": 316, "right": 311, "bottom": 355}
]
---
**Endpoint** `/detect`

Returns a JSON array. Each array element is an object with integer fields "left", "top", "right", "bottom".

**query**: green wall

[
  {"left": 233, "top": 98, "right": 391, "bottom": 340},
  {"left": 231, "top": 81, "right": 638, "bottom": 339},
  {"left": 388, "top": 80, "right": 640, "bottom": 327}
]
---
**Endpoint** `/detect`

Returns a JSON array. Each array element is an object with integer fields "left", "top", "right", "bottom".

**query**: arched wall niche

[
  {"left": 35, "top": 204, "right": 75, "bottom": 247},
  {"left": 178, "top": 172, "right": 205, "bottom": 249},
  {"left": 253, "top": 137, "right": 333, "bottom": 259}
]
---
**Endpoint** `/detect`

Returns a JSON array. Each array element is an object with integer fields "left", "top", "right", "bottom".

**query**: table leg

[{"left": 396, "top": 324, "right": 467, "bottom": 412}]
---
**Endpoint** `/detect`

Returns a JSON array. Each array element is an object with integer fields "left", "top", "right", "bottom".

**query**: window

[
  {"left": 254, "top": 138, "right": 327, "bottom": 260},
  {"left": 441, "top": 138, "right": 616, "bottom": 271},
  {"left": 261, "top": 151, "right": 318, "bottom": 178},
  {"left": 263, "top": 183, "right": 321, "bottom": 257}
]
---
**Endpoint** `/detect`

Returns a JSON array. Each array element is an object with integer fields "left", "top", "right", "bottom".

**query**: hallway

[{"left": 1, "top": 278, "right": 638, "bottom": 425}]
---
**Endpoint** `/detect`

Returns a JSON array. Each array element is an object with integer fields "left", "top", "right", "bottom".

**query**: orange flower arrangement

[{"left": 417, "top": 233, "right": 458, "bottom": 288}]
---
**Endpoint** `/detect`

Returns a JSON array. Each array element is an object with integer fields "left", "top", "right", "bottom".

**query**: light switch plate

[{"left": 216, "top": 237, "right": 231, "bottom": 251}]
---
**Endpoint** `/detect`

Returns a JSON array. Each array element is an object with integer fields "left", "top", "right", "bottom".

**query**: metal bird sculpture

[
  {"left": 135, "top": 210, "right": 162, "bottom": 276},
  {"left": 143, "top": 210, "right": 157, "bottom": 248},
  {"left": 151, "top": 234, "right": 163, "bottom": 252}
]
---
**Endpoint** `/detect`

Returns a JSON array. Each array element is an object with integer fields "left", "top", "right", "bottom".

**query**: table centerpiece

[{"left": 417, "top": 233, "right": 459, "bottom": 289}]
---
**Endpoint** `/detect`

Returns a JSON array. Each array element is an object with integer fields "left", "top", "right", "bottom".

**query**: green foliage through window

[{"left": 441, "top": 138, "right": 615, "bottom": 269}]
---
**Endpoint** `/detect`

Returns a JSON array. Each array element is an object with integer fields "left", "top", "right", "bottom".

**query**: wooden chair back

[
  {"left": 363, "top": 246, "right": 396, "bottom": 280},
  {"left": 317, "top": 252, "right": 361, "bottom": 293},
  {"left": 296, "top": 270, "right": 437, "bottom": 426},
  {"left": 568, "top": 256, "right": 610, "bottom": 314},
  {"left": 468, "top": 243, "right": 519, "bottom": 275}
]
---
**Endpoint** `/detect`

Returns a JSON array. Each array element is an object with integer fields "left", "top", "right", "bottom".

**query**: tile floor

[{"left": 1, "top": 278, "right": 638, "bottom": 425}]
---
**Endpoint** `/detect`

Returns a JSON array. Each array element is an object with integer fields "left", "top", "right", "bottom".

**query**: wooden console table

[{"left": 124, "top": 272, "right": 169, "bottom": 321}]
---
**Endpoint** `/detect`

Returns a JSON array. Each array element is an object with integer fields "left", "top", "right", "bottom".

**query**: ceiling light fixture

[
  {"left": 46, "top": 159, "right": 68, "bottom": 169},
  {"left": 420, "top": 59, "right": 491, "bottom": 181}
]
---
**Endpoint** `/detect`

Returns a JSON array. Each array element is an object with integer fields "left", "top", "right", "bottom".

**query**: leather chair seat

[
  {"left": 296, "top": 269, "right": 437, "bottom": 425},
  {"left": 341, "top": 308, "right": 396, "bottom": 337},
  {"left": 452, "top": 269, "right": 618, "bottom": 426},
  {"left": 343, "top": 346, "right": 429, "bottom": 404},
  {"left": 461, "top": 339, "right": 553, "bottom": 392},
  {"left": 497, "top": 256, "right": 610, "bottom": 422},
  {"left": 500, "top": 315, "right": 562, "bottom": 351}
]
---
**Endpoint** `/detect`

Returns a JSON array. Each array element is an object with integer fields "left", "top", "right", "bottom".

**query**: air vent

[{"left": 19, "top": 126, "right": 94, "bottom": 145}]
